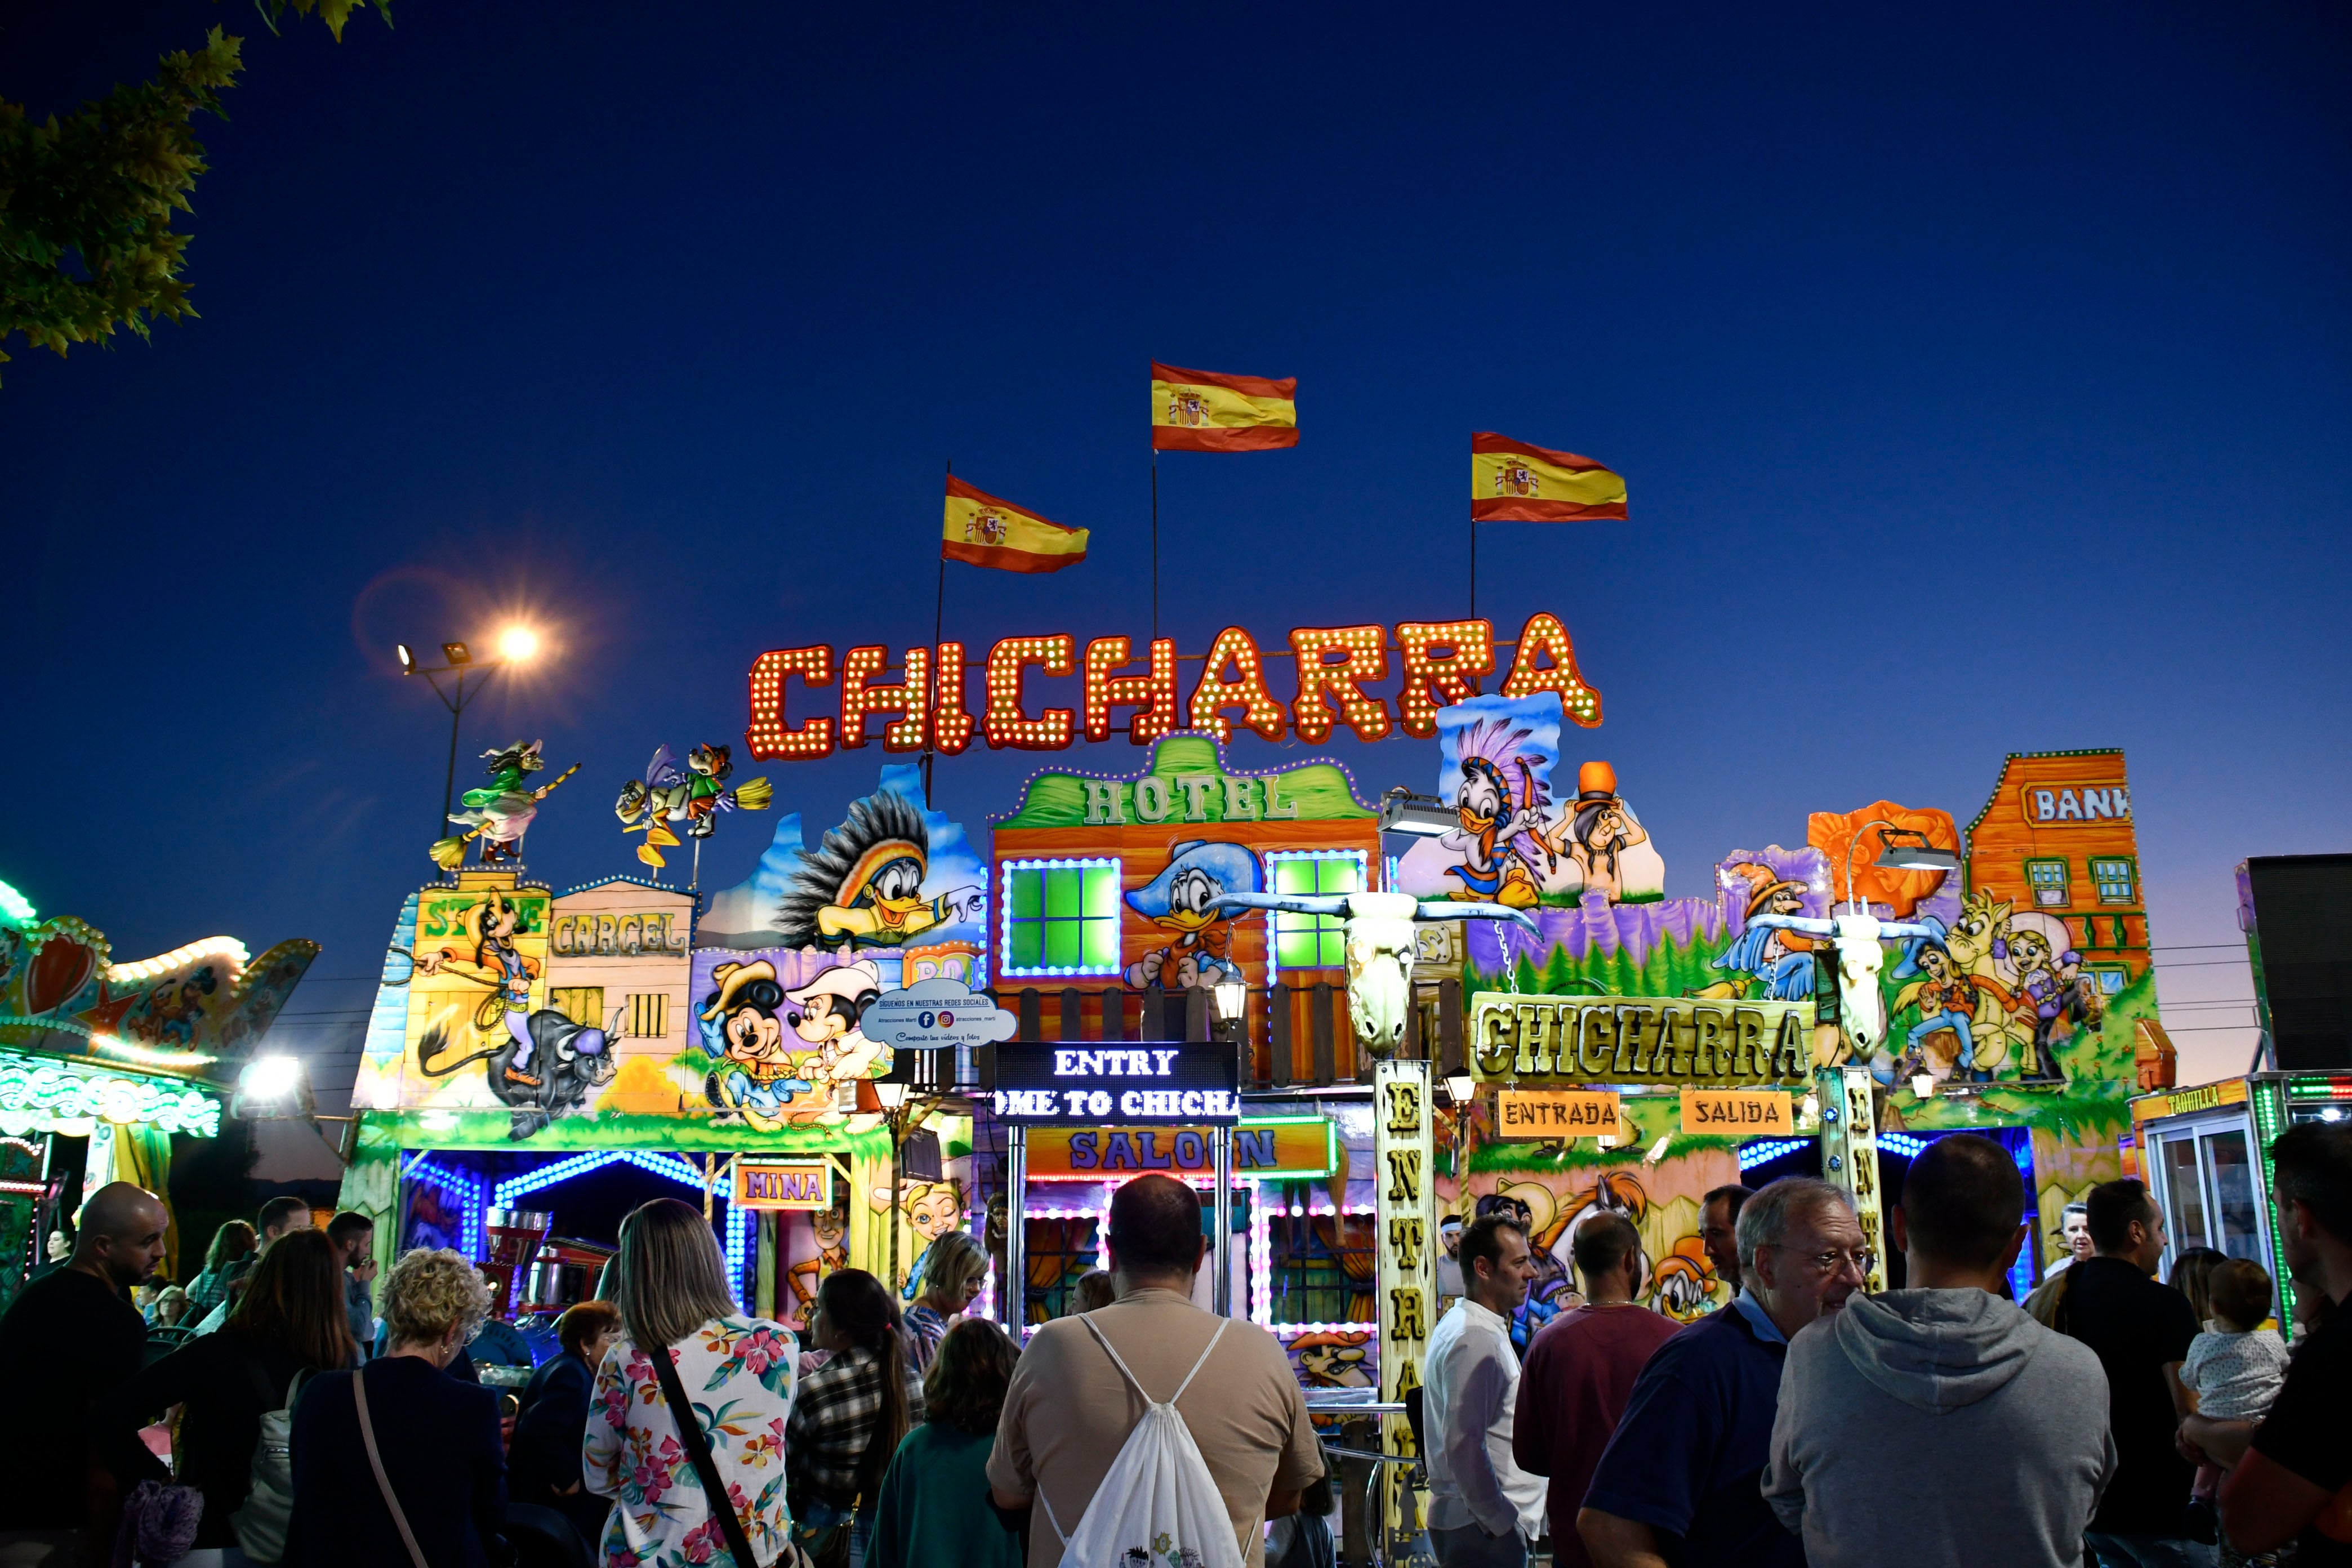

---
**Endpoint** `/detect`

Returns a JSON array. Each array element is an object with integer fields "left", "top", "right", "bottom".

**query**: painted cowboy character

[
  {"left": 698, "top": 960, "right": 817, "bottom": 1130},
  {"left": 1890, "top": 918, "right": 2019, "bottom": 1083},
  {"left": 1705, "top": 863, "right": 1819, "bottom": 1000},
  {"left": 1122, "top": 840, "right": 1262, "bottom": 990}
]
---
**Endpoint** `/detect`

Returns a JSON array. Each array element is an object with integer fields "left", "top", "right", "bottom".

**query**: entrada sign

[
  {"left": 746, "top": 612, "right": 1601, "bottom": 759},
  {"left": 1471, "top": 994, "right": 1812, "bottom": 1086},
  {"left": 990, "top": 1043, "right": 1241, "bottom": 1124}
]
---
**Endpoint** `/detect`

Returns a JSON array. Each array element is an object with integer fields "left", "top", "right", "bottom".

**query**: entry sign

[
  {"left": 732, "top": 1160, "right": 830, "bottom": 1211},
  {"left": 1497, "top": 1089, "right": 1621, "bottom": 1139},
  {"left": 1680, "top": 1088, "right": 1794, "bottom": 1135},
  {"left": 991, "top": 1044, "right": 1240, "bottom": 1125}
]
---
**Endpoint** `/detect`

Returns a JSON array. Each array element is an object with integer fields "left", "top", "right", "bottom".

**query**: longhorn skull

[
  {"left": 1209, "top": 890, "right": 1538, "bottom": 1059},
  {"left": 1746, "top": 910, "right": 1935, "bottom": 1058}
]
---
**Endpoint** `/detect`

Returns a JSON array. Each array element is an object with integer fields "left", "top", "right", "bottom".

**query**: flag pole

[
  {"left": 926, "top": 458, "right": 951, "bottom": 809},
  {"left": 1150, "top": 449, "right": 1161, "bottom": 644},
  {"left": 1469, "top": 515, "right": 1477, "bottom": 620}
]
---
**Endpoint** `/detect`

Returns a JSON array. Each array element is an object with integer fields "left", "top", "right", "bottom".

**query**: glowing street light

[{"left": 398, "top": 627, "right": 551, "bottom": 860}]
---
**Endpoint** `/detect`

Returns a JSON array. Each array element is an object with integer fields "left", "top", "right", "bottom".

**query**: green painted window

[
  {"left": 1270, "top": 854, "right": 1364, "bottom": 970},
  {"left": 1004, "top": 861, "right": 1122, "bottom": 974},
  {"left": 2091, "top": 857, "right": 2137, "bottom": 905},
  {"left": 2026, "top": 858, "right": 2072, "bottom": 908}
]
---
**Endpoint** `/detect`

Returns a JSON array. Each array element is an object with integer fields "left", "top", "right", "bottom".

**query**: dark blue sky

[{"left": 5, "top": 2, "right": 2346, "bottom": 1095}]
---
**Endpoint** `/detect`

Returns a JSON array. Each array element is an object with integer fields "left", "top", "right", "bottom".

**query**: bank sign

[{"left": 991, "top": 1044, "right": 1240, "bottom": 1124}]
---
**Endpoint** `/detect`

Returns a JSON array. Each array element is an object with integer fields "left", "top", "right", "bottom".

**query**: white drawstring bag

[{"left": 1040, "top": 1316, "right": 1246, "bottom": 1568}]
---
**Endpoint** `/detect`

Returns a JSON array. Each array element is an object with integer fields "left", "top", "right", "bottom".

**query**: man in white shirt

[{"left": 1423, "top": 1212, "right": 1547, "bottom": 1566}]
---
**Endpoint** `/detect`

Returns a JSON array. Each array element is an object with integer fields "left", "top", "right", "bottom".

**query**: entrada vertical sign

[{"left": 1375, "top": 1059, "right": 1433, "bottom": 1556}]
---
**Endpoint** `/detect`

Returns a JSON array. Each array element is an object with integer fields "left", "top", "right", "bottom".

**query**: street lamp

[
  {"left": 400, "top": 629, "right": 541, "bottom": 850},
  {"left": 1841, "top": 821, "right": 1962, "bottom": 912}
]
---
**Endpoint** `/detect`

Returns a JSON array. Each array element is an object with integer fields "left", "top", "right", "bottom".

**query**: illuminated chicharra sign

[
  {"left": 1471, "top": 994, "right": 1813, "bottom": 1086},
  {"left": 745, "top": 612, "right": 1600, "bottom": 759}
]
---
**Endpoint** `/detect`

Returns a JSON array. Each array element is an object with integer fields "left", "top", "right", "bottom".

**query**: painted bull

[{"left": 1208, "top": 889, "right": 1537, "bottom": 1059}]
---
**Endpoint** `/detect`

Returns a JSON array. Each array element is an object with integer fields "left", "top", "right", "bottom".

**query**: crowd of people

[
  {"left": 1415, "top": 1122, "right": 2352, "bottom": 1568},
  {"left": 0, "top": 1173, "right": 1322, "bottom": 1568},
  {"left": 0, "top": 1123, "right": 2342, "bottom": 1568}
]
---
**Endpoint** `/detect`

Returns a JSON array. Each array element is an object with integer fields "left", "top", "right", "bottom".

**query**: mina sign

[{"left": 746, "top": 612, "right": 1600, "bottom": 759}]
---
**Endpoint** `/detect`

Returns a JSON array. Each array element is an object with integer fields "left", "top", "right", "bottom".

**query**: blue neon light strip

[
  {"left": 490, "top": 1149, "right": 754, "bottom": 1309},
  {"left": 1738, "top": 1137, "right": 1815, "bottom": 1170},
  {"left": 407, "top": 1157, "right": 487, "bottom": 1262}
]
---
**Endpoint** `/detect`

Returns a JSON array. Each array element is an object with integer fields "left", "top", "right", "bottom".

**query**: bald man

[{"left": 0, "top": 1183, "right": 167, "bottom": 1542}]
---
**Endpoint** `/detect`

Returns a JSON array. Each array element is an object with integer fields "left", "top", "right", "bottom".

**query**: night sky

[{"left": 4, "top": 2, "right": 2346, "bottom": 1103}]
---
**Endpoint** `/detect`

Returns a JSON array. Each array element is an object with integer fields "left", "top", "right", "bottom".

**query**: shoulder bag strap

[
  {"left": 354, "top": 1367, "right": 430, "bottom": 1568},
  {"left": 650, "top": 1343, "right": 776, "bottom": 1568}
]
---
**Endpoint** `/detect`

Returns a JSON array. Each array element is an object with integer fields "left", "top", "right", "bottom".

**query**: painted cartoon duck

[
  {"left": 1122, "top": 840, "right": 1264, "bottom": 990},
  {"left": 777, "top": 790, "right": 982, "bottom": 950},
  {"left": 1649, "top": 1236, "right": 1725, "bottom": 1324},
  {"left": 1438, "top": 718, "right": 1550, "bottom": 909}
]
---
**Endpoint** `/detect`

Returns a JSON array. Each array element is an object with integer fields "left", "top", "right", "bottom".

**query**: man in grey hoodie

[{"left": 1762, "top": 1134, "right": 2117, "bottom": 1568}]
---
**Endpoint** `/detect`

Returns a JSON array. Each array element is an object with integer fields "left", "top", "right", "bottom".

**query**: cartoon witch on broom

[{"left": 430, "top": 740, "right": 581, "bottom": 870}]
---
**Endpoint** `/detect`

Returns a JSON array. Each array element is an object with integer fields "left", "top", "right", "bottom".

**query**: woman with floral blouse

[{"left": 586, "top": 1199, "right": 799, "bottom": 1568}]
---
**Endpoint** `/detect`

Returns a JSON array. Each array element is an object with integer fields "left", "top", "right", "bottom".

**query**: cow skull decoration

[
  {"left": 1209, "top": 890, "right": 1538, "bottom": 1059},
  {"left": 1745, "top": 910, "right": 1935, "bottom": 1058}
]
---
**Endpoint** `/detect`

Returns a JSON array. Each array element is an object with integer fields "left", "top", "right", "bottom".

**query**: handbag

[
  {"left": 354, "top": 1366, "right": 431, "bottom": 1568},
  {"left": 231, "top": 1363, "right": 311, "bottom": 1563},
  {"left": 648, "top": 1344, "right": 809, "bottom": 1568}
]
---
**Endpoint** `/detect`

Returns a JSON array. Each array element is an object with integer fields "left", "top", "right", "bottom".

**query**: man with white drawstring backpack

[{"left": 988, "top": 1174, "right": 1326, "bottom": 1568}]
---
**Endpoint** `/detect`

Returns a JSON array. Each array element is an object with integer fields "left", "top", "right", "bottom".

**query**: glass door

[{"left": 2146, "top": 1112, "right": 2273, "bottom": 1285}]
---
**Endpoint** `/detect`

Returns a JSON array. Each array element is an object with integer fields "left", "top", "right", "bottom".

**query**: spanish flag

[
  {"left": 941, "top": 478, "right": 1089, "bottom": 574},
  {"left": 1471, "top": 432, "right": 1628, "bottom": 522},
  {"left": 1151, "top": 362, "right": 1298, "bottom": 451}
]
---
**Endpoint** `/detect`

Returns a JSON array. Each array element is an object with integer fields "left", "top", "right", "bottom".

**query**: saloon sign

[
  {"left": 746, "top": 611, "right": 1601, "bottom": 758},
  {"left": 1471, "top": 994, "right": 1813, "bottom": 1086}
]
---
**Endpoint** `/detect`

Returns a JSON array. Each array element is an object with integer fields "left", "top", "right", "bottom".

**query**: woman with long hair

[
  {"left": 585, "top": 1199, "right": 798, "bottom": 1568},
  {"left": 787, "top": 1269, "right": 923, "bottom": 1568},
  {"left": 868, "top": 1318, "right": 1021, "bottom": 1568},
  {"left": 101, "top": 1228, "right": 358, "bottom": 1556},
  {"left": 902, "top": 1230, "right": 986, "bottom": 1374},
  {"left": 184, "top": 1219, "right": 257, "bottom": 1324},
  {"left": 283, "top": 1248, "right": 505, "bottom": 1568}
]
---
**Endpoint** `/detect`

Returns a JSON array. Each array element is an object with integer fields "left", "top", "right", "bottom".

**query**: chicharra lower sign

[{"left": 1470, "top": 994, "right": 1812, "bottom": 1086}]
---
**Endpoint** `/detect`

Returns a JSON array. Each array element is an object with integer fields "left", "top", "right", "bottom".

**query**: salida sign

[{"left": 745, "top": 612, "right": 1601, "bottom": 758}]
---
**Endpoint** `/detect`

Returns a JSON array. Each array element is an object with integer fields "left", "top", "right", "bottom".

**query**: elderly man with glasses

[{"left": 1577, "top": 1178, "right": 1868, "bottom": 1568}]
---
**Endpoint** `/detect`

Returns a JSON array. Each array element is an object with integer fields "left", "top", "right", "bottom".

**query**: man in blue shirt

[{"left": 1578, "top": 1177, "right": 1869, "bottom": 1567}]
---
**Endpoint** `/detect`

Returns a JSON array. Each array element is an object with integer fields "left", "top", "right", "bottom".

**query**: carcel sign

[{"left": 990, "top": 1044, "right": 1240, "bottom": 1124}]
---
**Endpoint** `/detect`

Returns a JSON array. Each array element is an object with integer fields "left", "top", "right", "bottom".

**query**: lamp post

[
  {"left": 1840, "top": 820, "right": 1963, "bottom": 913},
  {"left": 398, "top": 627, "right": 541, "bottom": 845},
  {"left": 872, "top": 1062, "right": 917, "bottom": 1296}
]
